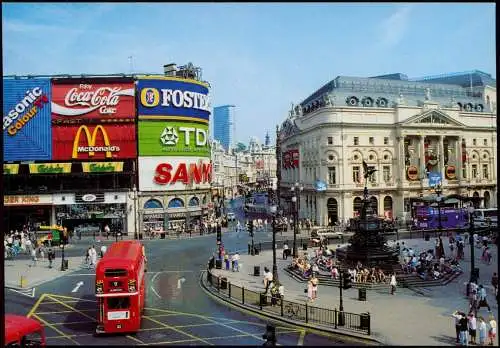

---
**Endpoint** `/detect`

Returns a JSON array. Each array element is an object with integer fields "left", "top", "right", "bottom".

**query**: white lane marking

[
  {"left": 150, "top": 271, "right": 162, "bottom": 299},
  {"left": 71, "top": 281, "right": 84, "bottom": 293},
  {"left": 8, "top": 287, "right": 36, "bottom": 298}
]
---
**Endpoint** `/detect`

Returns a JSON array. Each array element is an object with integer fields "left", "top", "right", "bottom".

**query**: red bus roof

[
  {"left": 96, "top": 240, "right": 143, "bottom": 271},
  {"left": 5, "top": 314, "right": 44, "bottom": 344}
]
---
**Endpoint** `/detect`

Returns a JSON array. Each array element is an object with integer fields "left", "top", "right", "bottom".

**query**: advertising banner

[
  {"left": 428, "top": 172, "right": 442, "bottom": 187},
  {"left": 138, "top": 156, "right": 212, "bottom": 192},
  {"left": 4, "top": 164, "right": 20, "bottom": 175},
  {"left": 51, "top": 80, "right": 135, "bottom": 123},
  {"left": 137, "top": 77, "right": 210, "bottom": 123},
  {"left": 3, "top": 78, "right": 52, "bottom": 161},
  {"left": 82, "top": 162, "right": 124, "bottom": 173},
  {"left": 29, "top": 163, "right": 72, "bottom": 174},
  {"left": 282, "top": 149, "right": 299, "bottom": 169},
  {"left": 52, "top": 124, "right": 136, "bottom": 160},
  {"left": 138, "top": 121, "right": 210, "bottom": 157}
]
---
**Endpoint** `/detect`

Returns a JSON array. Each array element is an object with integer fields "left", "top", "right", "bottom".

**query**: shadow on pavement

[
  {"left": 429, "top": 334, "right": 456, "bottom": 345},
  {"left": 63, "top": 294, "right": 97, "bottom": 334}
]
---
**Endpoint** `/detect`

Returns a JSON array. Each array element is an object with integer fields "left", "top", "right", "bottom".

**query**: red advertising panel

[
  {"left": 51, "top": 81, "right": 135, "bottom": 122},
  {"left": 52, "top": 124, "right": 136, "bottom": 160}
]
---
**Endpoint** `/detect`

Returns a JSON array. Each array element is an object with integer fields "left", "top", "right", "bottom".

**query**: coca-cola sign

[{"left": 52, "top": 80, "right": 135, "bottom": 122}]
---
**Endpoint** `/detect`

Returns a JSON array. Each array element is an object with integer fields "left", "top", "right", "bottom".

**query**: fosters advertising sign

[
  {"left": 138, "top": 121, "right": 210, "bottom": 157},
  {"left": 139, "top": 156, "right": 212, "bottom": 192},
  {"left": 51, "top": 80, "right": 135, "bottom": 123},
  {"left": 137, "top": 77, "right": 211, "bottom": 123},
  {"left": 52, "top": 124, "right": 136, "bottom": 160},
  {"left": 3, "top": 78, "right": 52, "bottom": 161}
]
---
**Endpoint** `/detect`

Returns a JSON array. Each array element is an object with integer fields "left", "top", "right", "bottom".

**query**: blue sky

[{"left": 2, "top": 3, "right": 496, "bottom": 144}]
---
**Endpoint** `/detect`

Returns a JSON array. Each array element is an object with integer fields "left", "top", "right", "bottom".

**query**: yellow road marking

[
  {"left": 46, "top": 293, "right": 97, "bottom": 302},
  {"left": 27, "top": 293, "right": 48, "bottom": 318},
  {"left": 298, "top": 329, "right": 306, "bottom": 345},
  {"left": 32, "top": 314, "right": 80, "bottom": 346},
  {"left": 36, "top": 310, "right": 96, "bottom": 315},
  {"left": 143, "top": 315, "right": 213, "bottom": 346},
  {"left": 126, "top": 334, "right": 145, "bottom": 344},
  {"left": 46, "top": 295, "right": 96, "bottom": 322}
]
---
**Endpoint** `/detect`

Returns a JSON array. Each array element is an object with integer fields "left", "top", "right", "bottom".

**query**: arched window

[
  {"left": 189, "top": 197, "right": 200, "bottom": 207},
  {"left": 143, "top": 199, "right": 163, "bottom": 209},
  {"left": 168, "top": 198, "right": 184, "bottom": 208},
  {"left": 353, "top": 197, "right": 362, "bottom": 217},
  {"left": 369, "top": 196, "right": 378, "bottom": 215},
  {"left": 484, "top": 191, "right": 491, "bottom": 209},
  {"left": 383, "top": 196, "right": 393, "bottom": 219}
]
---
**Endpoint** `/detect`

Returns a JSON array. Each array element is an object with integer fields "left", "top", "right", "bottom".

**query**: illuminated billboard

[
  {"left": 51, "top": 80, "right": 135, "bottom": 123},
  {"left": 138, "top": 120, "right": 209, "bottom": 157},
  {"left": 3, "top": 78, "right": 52, "bottom": 161},
  {"left": 137, "top": 77, "right": 210, "bottom": 123},
  {"left": 52, "top": 124, "right": 136, "bottom": 160},
  {"left": 138, "top": 156, "right": 212, "bottom": 192}
]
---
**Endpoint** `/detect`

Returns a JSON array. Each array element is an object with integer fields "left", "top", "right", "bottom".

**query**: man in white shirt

[
  {"left": 283, "top": 243, "right": 290, "bottom": 260},
  {"left": 263, "top": 267, "right": 273, "bottom": 293},
  {"left": 231, "top": 252, "right": 240, "bottom": 272},
  {"left": 100, "top": 245, "right": 107, "bottom": 258}
]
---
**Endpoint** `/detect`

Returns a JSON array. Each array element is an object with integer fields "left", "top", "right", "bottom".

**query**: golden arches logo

[
  {"left": 140, "top": 88, "right": 160, "bottom": 107},
  {"left": 72, "top": 125, "right": 114, "bottom": 159}
]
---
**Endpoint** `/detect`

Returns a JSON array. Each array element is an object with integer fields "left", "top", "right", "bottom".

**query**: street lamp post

[
  {"left": 434, "top": 184, "right": 443, "bottom": 237},
  {"left": 290, "top": 182, "right": 303, "bottom": 258},
  {"left": 60, "top": 242, "right": 66, "bottom": 271},
  {"left": 270, "top": 205, "right": 279, "bottom": 284},
  {"left": 129, "top": 185, "right": 139, "bottom": 240},
  {"left": 468, "top": 204, "right": 476, "bottom": 282}
]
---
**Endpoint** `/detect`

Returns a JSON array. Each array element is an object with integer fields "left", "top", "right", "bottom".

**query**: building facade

[
  {"left": 213, "top": 105, "right": 235, "bottom": 151},
  {"left": 278, "top": 71, "right": 497, "bottom": 225}
]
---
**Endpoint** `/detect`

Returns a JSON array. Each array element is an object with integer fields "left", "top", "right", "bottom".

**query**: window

[
  {"left": 384, "top": 137, "right": 389, "bottom": 145},
  {"left": 383, "top": 166, "right": 391, "bottom": 182},
  {"left": 368, "top": 166, "right": 376, "bottom": 183},
  {"left": 482, "top": 164, "right": 489, "bottom": 179},
  {"left": 369, "top": 137, "right": 374, "bottom": 145},
  {"left": 353, "top": 137, "right": 359, "bottom": 146},
  {"left": 352, "top": 166, "right": 360, "bottom": 183},
  {"left": 328, "top": 167, "right": 336, "bottom": 185},
  {"left": 483, "top": 139, "right": 487, "bottom": 146},
  {"left": 462, "top": 167, "right": 467, "bottom": 179},
  {"left": 327, "top": 136, "right": 333, "bottom": 145},
  {"left": 107, "top": 297, "right": 131, "bottom": 309},
  {"left": 472, "top": 164, "right": 478, "bottom": 178},
  {"left": 473, "top": 139, "right": 477, "bottom": 146}
]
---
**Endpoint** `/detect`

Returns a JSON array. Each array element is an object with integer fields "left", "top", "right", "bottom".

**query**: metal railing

[{"left": 205, "top": 269, "right": 371, "bottom": 335}]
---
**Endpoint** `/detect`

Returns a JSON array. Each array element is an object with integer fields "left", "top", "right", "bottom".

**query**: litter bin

[
  {"left": 215, "top": 259, "right": 222, "bottom": 269},
  {"left": 358, "top": 288, "right": 367, "bottom": 301},
  {"left": 160, "top": 232, "right": 166, "bottom": 239},
  {"left": 424, "top": 234, "right": 430, "bottom": 241},
  {"left": 254, "top": 247, "right": 259, "bottom": 255},
  {"left": 302, "top": 243, "right": 308, "bottom": 251},
  {"left": 220, "top": 277, "right": 228, "bottom": 290},
  {"left": 360, "top": 312, "right": 370, "bottom": 330},
  {"left": 259, "top": 292, "right": 267, "bottom": 306},
  {"left": 63, "top": 259, "right": 69, "bottom": 270},
  {"left": 254, "top": 266, "right": 260, "bottom": 276}
]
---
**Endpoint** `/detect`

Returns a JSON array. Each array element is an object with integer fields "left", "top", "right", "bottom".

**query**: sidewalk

[
  {"left": 4, "top": 256, "right": 87, "bottom": 289},
  {"left": 209, "top": 237, "right": 498, "bottom": 346}
]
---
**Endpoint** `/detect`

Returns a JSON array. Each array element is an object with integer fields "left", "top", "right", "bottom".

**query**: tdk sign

[{"left": 137, "top": 78, "right": 211, "bottom": 123}]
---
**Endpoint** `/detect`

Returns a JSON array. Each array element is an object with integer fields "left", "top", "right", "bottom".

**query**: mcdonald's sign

[{"left": 52, "top": 124, "right": 136, "bottom": 160}]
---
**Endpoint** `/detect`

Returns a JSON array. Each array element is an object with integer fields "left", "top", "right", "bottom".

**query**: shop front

[
  {"left": 53, "top": 192, "right": 128, "bottom": 237},
  {"left": 3, "top": 194, "right": 54, "bottom": 232}
]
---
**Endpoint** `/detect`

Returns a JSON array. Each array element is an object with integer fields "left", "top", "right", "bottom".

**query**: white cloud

[{"left": 378, "top": 5, "right": 413, "bottom": 47}]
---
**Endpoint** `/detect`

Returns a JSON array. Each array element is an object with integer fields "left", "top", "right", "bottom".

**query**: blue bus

[{"left": 414, "top": 206, "right": 468, "bottom": 230}]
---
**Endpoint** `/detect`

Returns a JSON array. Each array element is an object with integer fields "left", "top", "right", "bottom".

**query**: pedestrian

[
  {"left": 90, "top": 245, "right": 97, "bottom": 269},
  {"left": 100, "top": 244, "right": 107, "bottom": 258},
  {"left": 283, "top": 242, "right": 289, "bottom": 260},
  {"left": 231, "top": 252, "right": 240, "bottom": 272},
  {"left": 104, "top": 224, "right": 110, "bottom": 240},
  {"left": 39, "top": 245, "right": 45, "bottom": 262},
  {"left": 224, "top": 253, "right": 230, "bottom": 271},
  {"left": 307, "top": 276, "right": 314, "bottom": 302},
  {"left": 468, "top": 312, "right": 477, "bottom": 344},
  {"left": 492, "top": 273, "right": 498, "bottom": 295},
  {"left": 30, "top": 248, "right": 37, "bottom": 267},
  {"left": 459, "top": 312, "right": 469, "bottom": 346},
  {"left": 390, "top": 273, "right": 397, "bottom": 295},
  {"left": 453, "top": 310, "right": 462, "bottom": 343},
  {"left": 478, "top": 285, "right": 491, "bottom": 312},
  {"left": 478, "top": 316, "right": 488, "bottom": 345},
  {"left": 488, "top": 314, "right": 497, "bottom": 346},
  {"left": 48, "top": 248, "right": 53, "bottom": 269},
  {"left": 85, "top": 247, "right": 90, "bottom": 266},
  {"left": 311, "top": 274, "right": 319, "bottom": 301}
]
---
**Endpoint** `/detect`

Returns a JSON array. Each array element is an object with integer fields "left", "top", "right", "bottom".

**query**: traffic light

[
  {"left": 342, "top": 271, "right": 352, "bottom": 290},
  {"left": 262, "top": 324, "right": 276, "bottom": 346}
]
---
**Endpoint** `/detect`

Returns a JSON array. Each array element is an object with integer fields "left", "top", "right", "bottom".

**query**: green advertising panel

[{"left": 139, "top": 121, "right": 210, "bottom": 157}]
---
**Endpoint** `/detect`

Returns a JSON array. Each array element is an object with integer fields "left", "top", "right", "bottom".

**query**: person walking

[
  {"left": 390, "top": 273, "right": 397, "bottom": 295},
  {"left": 100, "top": 244, "right": 107, "bottom": 258},
  {"left": 48, "top": 248, "right": 54, "bottom": 269},
  {"left": 307, "top": 276, "right": 314, "bottom": 302},
  {"left": 478, "top": 285, "right": 491, "bottom": 312},
  {"left": 30, "top": 247, "right": 37, "bottom": 267},
  {"left": 458, "top": 312, "right": 469, "bottom": 346},
  {"left": 311, "top": 274, "right": 319, "bottom": 302},
  {"left": 231, "top": 252, "right": 240, "bottom": 272},
  {"left": 492, "top": 273, "right": 498, "bottom": 296},
  {"left": 453, "top": 310, "right": 462, "bottom": 343},
  {"left": 224, "top": 253, "right": 230, "bottom": 271}
]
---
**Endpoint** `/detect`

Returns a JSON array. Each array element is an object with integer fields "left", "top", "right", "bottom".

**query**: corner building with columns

[{"left": 278, "top": 71, "right": 497, "bottom": 225}]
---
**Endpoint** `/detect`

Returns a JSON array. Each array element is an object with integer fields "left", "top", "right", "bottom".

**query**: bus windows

[{"left": 107, "top": 297, "right": 130, "bottom": 310}]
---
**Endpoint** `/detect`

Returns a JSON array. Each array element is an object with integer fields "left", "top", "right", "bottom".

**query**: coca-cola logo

[{"left": 52, "top": 84, "right": 134, "bottom": 117}]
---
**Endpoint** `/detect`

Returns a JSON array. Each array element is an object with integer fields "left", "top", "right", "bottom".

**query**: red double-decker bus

[{"left": 95, "top": 240, "right": 146, "bottom": 334}]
